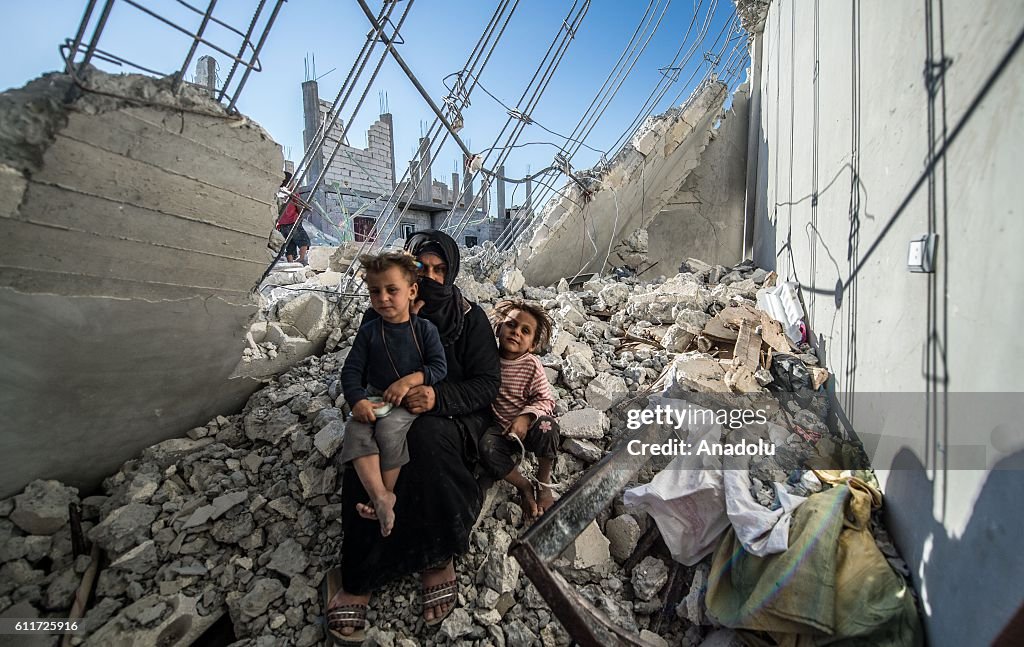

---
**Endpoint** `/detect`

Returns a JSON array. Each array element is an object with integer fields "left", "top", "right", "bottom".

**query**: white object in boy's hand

[{"left": 367, "top": 396, "right": 394, "bottom": 417}]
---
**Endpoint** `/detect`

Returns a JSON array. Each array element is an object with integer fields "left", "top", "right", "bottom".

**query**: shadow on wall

[
  {"left": 751, "top": 128, "right": 774, "bottom": 270},
  {"left": 884, "top": 448, "right": 1024, "bottom": 646}
]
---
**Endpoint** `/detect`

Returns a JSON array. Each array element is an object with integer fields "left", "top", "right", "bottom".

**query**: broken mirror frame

[
  {"left": 507, "top": 386, "right": 778, "bottom": 642},
  {"left": 510, "top": 387, "right": 750, "bottom": 646},
  {"left": 510, "top": 416, "right": 668, "bottom": 646}
]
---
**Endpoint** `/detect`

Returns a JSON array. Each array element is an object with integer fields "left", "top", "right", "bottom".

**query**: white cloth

[{"left": 623, "top": 397, "right": 806, "bottom": 565}]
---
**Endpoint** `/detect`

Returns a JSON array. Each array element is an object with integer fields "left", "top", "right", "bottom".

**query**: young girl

[
  {"left": 479, "top": 299, "right": 560, "bottom": 520},
  {"left": 339, "top": 251, "right": 447, "bottom": 537}
]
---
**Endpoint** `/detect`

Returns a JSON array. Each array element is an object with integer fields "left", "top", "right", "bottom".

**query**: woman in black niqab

[{"left": 328, "top": 229, "right": 501, "bottom": 636}]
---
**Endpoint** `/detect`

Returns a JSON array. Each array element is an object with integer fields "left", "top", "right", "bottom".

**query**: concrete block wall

[
  {"left": 460, "top": 218, "right": 511, "bottom": 248},
  {"left": 431, "top": 180, "right": 450, "bottom": 204},
  {"left": 748, "top": 0, "right": 1024, "bottom": 643},
  {"left": 316, "top": 100, "right": 394, "bottom": 195}
]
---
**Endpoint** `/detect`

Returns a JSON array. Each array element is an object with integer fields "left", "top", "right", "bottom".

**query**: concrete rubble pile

[
  {"left": 0, "top": 254, "right": 914, "bottom": 646},
  {"left": 236, "top": 243, "right": 367, "bottom": 377}
]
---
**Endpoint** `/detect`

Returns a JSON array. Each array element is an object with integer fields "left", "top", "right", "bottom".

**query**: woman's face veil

[{"left": 403, "top": 230, "right": 465, "bottom": 344}]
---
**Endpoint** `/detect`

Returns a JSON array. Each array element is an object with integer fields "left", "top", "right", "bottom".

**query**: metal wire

[
  {"left": 444, "top": 1, "right": 592, "bottom": 238},
  {"left": 496, "top": 1, "right": 749, "bottom": 262},
  {"left": 486, "top": 0, "right": 674, "bottom": 255},
  {"left": 337, "top": 0, "right": 521, "bottom": 268}
]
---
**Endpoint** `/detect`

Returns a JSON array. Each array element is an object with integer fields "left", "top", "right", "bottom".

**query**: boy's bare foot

[
  {"left": 372, "top": 491, "right": 396, "bottom": 537},
  {"left": 515, "top": 483, "right": 540, "bottom": 521},
  {"left": 536, "top": 485, "right": 555, "bottom": 515},
  {"left": 356, "top": 502, "right": 377, "bottom": 520}
]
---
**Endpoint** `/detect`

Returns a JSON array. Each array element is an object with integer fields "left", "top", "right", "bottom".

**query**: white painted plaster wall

[{"left": 750, "top": 1, "right": 1024, "bottom": 642}]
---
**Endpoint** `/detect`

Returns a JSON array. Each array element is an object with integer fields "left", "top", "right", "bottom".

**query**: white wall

[{"left": 750, "top": 0, "right": 1024, "bottom": 643}]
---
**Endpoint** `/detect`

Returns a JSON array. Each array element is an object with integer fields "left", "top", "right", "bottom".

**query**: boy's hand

[
  {"left": 506, "top": 414, "right": 532, "bottom": 440},
  {"left": 352, "top": 399, "right": 378, "bottom": 424},
  {"left": 382, "top": 378, "right": 413, "bottom": 406}
]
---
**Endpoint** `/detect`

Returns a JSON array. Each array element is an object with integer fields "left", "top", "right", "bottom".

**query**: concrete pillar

[
  {"left": 197, "top": 55, "right": 217, "bottom": 98},
  {"left": 462, "top": 169, "right": 473, "bottom": 207},
  {"left": 381, "top": 112, "right": 396, "bottom": 188},
  {"left": 496, "top": 164, "right": 506, "bottom": 218},
  {"left": 301, "top": 80, "right": 324, "bottom": 186},
  {"left": 525, "top": 177, "right": 532, "bottom": 213},
  {"left": 452, "top": 172, "right": 460, "bottom": 206},
  {"left": 416, "top": 137, "right": 432, "bottom": 203}
]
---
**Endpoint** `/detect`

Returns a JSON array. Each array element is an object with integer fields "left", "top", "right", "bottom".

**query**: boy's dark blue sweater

[{"left": 341, "top": 315, "right": 447, "bottom": 406}]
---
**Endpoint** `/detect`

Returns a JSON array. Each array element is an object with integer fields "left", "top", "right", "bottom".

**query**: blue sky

[{"left": 2, "top": 1, "right": 744, "bottom": 210}]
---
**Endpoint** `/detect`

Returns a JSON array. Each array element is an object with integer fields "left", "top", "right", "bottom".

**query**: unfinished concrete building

[
  {"left": 0, "top": 0, "right": 1021, "bottom": 645},
  {"left": 299, "top": 79, "right": 511, "bottom": 247}
]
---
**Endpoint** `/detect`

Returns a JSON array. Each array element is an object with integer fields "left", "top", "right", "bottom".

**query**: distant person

[
  {"left": 276, "top": 172, "right": 311, "bottom": 265},
  {"left": 478, "top": 299, "right": 560, "bottom": 520},
  {"left": 338, "top": 251, "right": 447, "bottom": 538}
]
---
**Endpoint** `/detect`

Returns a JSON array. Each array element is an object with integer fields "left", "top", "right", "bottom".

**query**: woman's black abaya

[{"left": 339, "top": 231, "right": 501, "bottom": 594}]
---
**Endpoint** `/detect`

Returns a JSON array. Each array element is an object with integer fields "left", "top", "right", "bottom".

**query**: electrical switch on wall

[{"left": 907, "top": 233, "right": 938, "bottom": 273}]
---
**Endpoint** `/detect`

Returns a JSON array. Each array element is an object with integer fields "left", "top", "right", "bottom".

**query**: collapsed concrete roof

[
  {"left": 0, "top": 68, "right": 283, "bottom": 498},
  {"left": 517, "top": 80, "right": 749, "bottom": 286}
]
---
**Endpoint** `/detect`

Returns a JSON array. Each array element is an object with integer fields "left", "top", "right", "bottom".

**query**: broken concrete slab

[
  {"left": 562, "top": 521, "right": 611, "bottom": 570},
  {"left": 558, "top": 408, "right": 610, "bottom": 440},
  {"left": 519, "top": 81, "right": 739, "bottom": 285},
  {"left": 88, "top": 503, "right": 159, "bottom": 555},
  {"left": 313, "top": 421, "right": 346, "bottom": 458},
  {"left": 585, "top": 372, "right": 628, "bottom": 411},
  {"left": 10, "top": 479, "right": 78, "bottom": 535},
  {"left": 276, "top": 292, "right": 330, "bottom": 343},
  {"left": 0, "top": 67, "right": 282, "bottom": 498},
  {"left": 304, "top": 246, "right": 336, "bottom": 272},
  {"left": 606, "top": 514, "right": 642, "bottom": 562}
]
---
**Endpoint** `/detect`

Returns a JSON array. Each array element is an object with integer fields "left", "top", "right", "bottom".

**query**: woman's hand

[
  {"left": 403, "top": 385, "right": 436, "bottom": 414},
  {"left": 352, "top": 399, "right": 378, "bottom": 424}
]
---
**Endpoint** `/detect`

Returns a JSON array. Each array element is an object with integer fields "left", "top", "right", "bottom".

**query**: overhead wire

[
  {"left": 442, "top": 0, "right": 592, "bottom": 238},
  {"left": 351, "top": 0, "right": 520, "bottom": 261},
  {"left": 488, "top": 0, "right": 674, "bottom": 256},
  {"left": 255, "top": 0, "right": 410, "bottom": 288},
  {"left": 444, "top": 0, "right": 591, "bottom": 233},
  {"left": 497, "top": 1, "right": 747, "bottom": 263},
  {"left": 329, "top": 0, "right": 522, "bottom": 296}
]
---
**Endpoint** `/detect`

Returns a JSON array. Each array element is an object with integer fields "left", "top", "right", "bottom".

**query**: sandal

[
  {"left": 323, "top": 568, "right": 369, "bottom": 645},
  {"left": 421, "top": 566, "right": 459, "bottom": 627}
]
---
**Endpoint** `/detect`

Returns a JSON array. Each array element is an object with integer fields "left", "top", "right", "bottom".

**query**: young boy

[
  {"left": 479, "top": 300, "right": 560, "bottom": 521},
  {"left": 339, "top": 251, "right": 447, "bottom": 537}
]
